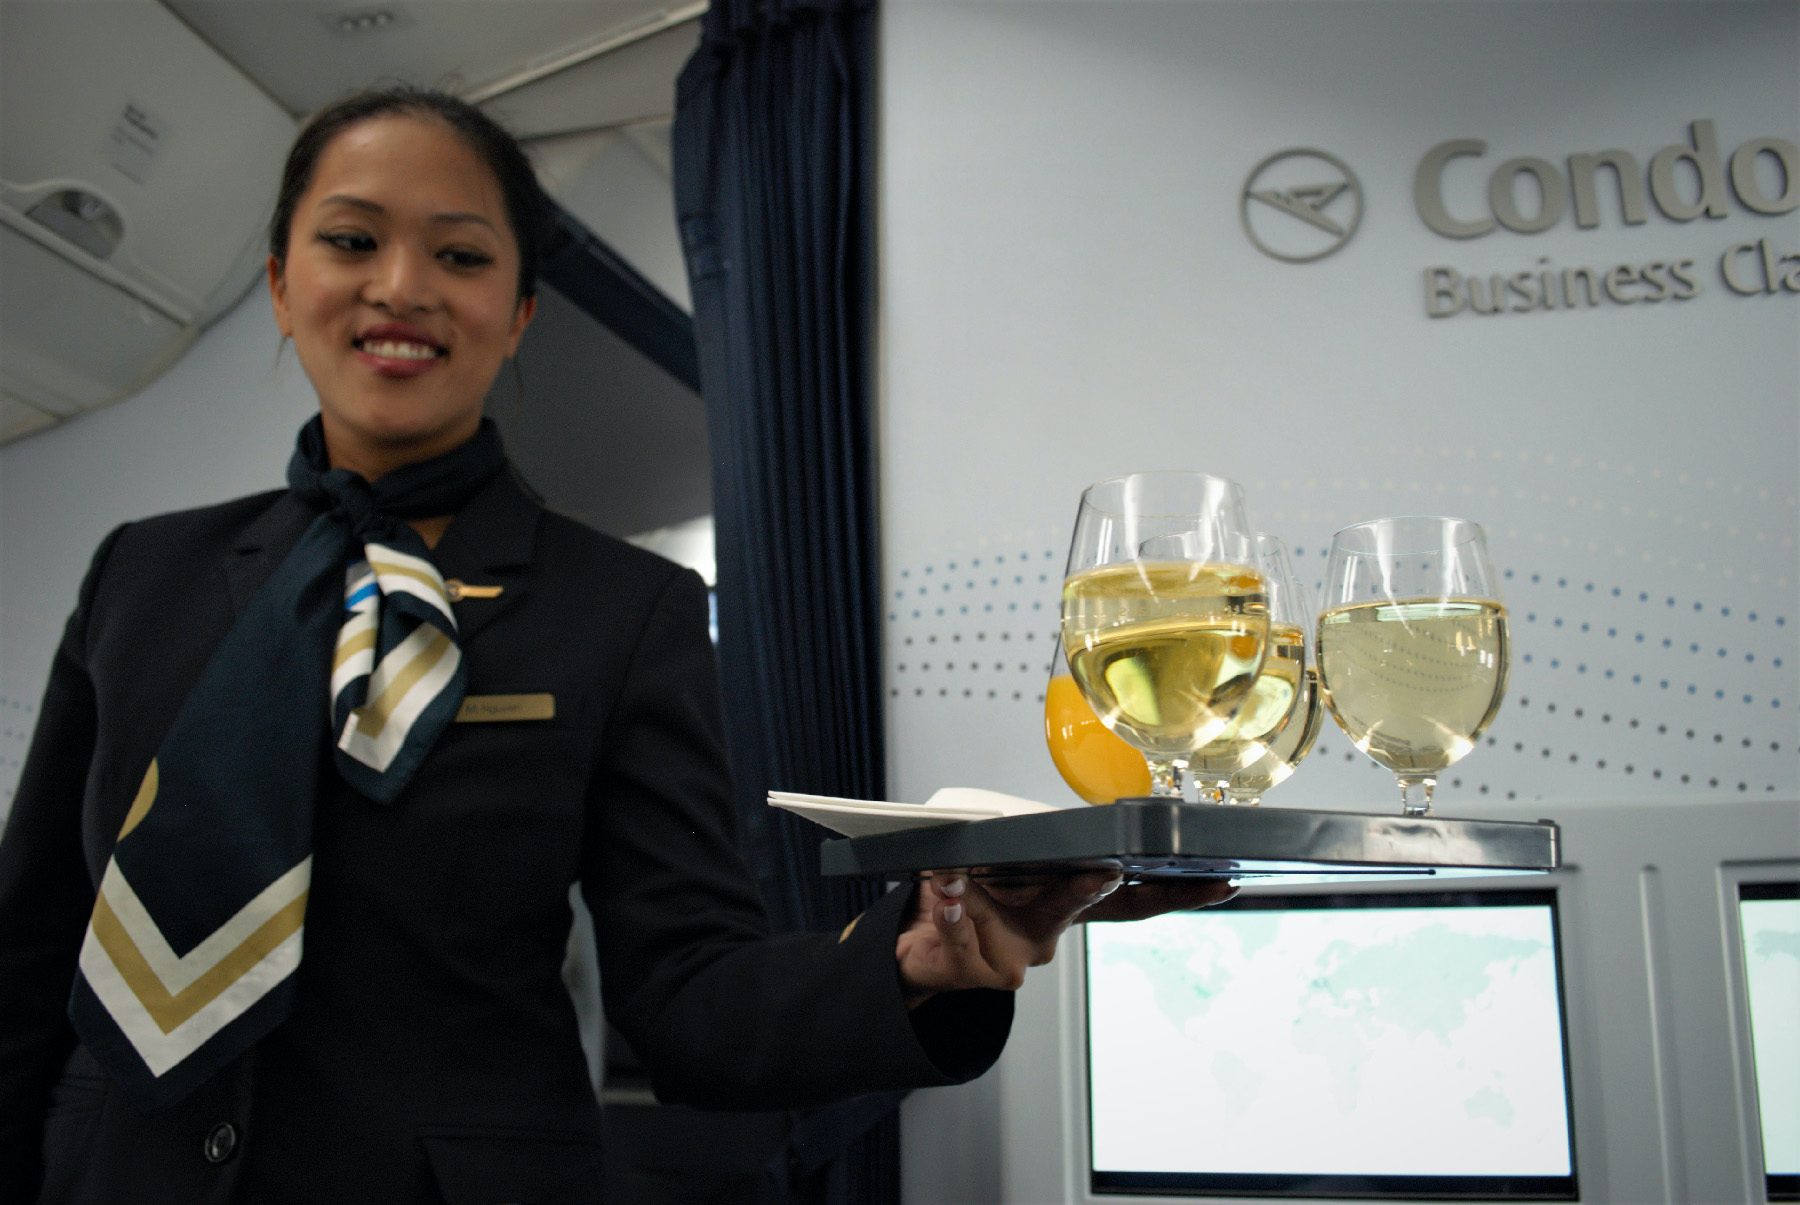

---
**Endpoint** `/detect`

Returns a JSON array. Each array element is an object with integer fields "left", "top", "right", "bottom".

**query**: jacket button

[{"left": 204, "top": 1122, "right": 238, "bottom": 1164}]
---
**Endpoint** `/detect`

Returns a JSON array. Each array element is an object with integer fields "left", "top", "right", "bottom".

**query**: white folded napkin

[{"left": 767, "top": 787, "right": 1058, "bottom": 838}]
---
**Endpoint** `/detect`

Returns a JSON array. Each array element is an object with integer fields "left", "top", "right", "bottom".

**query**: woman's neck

[
  {"left": 407, "top": 515, "right": 453, "bottom": 549},
  {"left": 319, "top": 411, "right": 482, "bottom": 485}
]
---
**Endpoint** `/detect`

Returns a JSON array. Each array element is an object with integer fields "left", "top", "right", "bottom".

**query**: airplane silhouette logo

[
  {"left": 1250, "top": 181, "right": 1351, "bottom": 236},
  {"left": 1239, "top": 150, "right": 1364, "bottom": 263}
]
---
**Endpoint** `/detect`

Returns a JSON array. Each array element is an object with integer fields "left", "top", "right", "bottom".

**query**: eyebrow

[{"left": 317, "top": 195, "right": 498, "bottom": 232}]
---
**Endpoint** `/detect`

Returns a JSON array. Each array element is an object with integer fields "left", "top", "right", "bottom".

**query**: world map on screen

[{"left": 1086, "top": 902, "right": 1573, "bottom": 1178}]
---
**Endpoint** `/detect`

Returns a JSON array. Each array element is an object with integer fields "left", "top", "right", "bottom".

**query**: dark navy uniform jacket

[{"left": 0, "top": 469, "right": 1010, "bottom": 1204}]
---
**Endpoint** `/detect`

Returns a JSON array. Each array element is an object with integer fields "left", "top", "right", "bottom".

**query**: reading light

[{"left": 329, "top": 7, "right": 400, "bottom": 35}]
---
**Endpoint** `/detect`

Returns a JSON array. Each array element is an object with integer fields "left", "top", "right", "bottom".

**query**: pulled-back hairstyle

[{"left": 269, "top": 85, "right": 546, "bottom": 300}]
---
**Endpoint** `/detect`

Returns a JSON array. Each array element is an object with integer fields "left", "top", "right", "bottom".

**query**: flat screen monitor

[
  {"left": 1739, "top": 882, "right": 1799, "bottom": 1202},
  {"left": 1086, "top": 888, "right": 1577, "bottom": 1199}
]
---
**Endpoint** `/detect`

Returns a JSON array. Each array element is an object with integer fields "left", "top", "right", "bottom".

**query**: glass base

[{"left": 1115, "top": 793, "right": 1228, "bottom": 808}]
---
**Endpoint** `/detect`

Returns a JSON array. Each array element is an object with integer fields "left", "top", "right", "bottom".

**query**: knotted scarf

[{"left": 70, "top": 416, "right": 505, "bottom": 1111}]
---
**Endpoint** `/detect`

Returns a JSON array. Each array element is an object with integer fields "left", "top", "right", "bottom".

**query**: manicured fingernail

[
  {"left": 940, "top": 877, "right": 967, "bottom": 898},
  {"left": 1097, "top": 876, "right": 1123, "bottom": 897},
  {"left": 944, "top": 903, "right": 964, "bottom": 924}
]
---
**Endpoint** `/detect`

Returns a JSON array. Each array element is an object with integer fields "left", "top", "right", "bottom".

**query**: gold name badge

[{"left": 454, "top": 693, "right": 555, "bottom": 723}]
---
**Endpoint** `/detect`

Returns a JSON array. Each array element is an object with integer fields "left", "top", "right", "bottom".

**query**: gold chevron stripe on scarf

[
  {"left": 333, "top": 626, "right": 378, "bottom": 672},
  {"left": 367, "top": 548, "right": 454, "bottom": 619},
  {"left": 117, "top": 758, "right": 160, "bottom": 841},
  {"left": 78, "top": 856, "right": 311, "bottom": 1076},
  {"left": 338, "top": 624, "right": 461, "bottom": 769}
]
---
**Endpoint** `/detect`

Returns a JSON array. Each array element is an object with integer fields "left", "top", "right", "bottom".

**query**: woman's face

[{"left": 269, "top": 114, "right": 535, "bottom": 479}]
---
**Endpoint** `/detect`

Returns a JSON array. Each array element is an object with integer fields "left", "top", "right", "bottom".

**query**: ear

[
  {"left": 504, "top": 294, "right": 537, "bottom": 357},
  {"left": 267, "top": 255, "right": 293, "bottom": 338}
]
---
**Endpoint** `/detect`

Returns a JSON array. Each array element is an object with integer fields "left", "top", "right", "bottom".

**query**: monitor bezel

[
  {"left": 1735, "top": 880, "right": 1799, "bottom": 1203},
  {"left": 1083, "top": 886, "right": 1580, "bottom": 1201}
]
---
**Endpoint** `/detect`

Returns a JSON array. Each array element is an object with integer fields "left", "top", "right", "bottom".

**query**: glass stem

[
  {"left": 1146, "top": 758, "right": 1184, "bottom": 798},
  {"left": 1399, "top": 777, "right": 1435, "bottom": 817},
  {"left": 1192, "top": 778, "right": 1227, "bottom": 805}
]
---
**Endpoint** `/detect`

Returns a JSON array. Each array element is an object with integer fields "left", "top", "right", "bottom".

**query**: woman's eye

[
  {"left": 440, "top": 248, "right": 495, "bottom": 270},
  {"left": 320, "top": 230, "right": 375, "bottom": 253}
]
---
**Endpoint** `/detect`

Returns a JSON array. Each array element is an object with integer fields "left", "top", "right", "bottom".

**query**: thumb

[{"left": 935, "top": 874, "right": 975, "bottom": 948}]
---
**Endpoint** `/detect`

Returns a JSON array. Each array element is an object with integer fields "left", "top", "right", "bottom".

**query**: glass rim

[
  {"left": 1078, "top": 470, "right": 1247, "bottom": 519},
  {"left": 1249, "top": 532, "right": 1309, "bottom": 630},
  {"left": 1328, "top": 515, "right": 1488, "bottom": 554}
]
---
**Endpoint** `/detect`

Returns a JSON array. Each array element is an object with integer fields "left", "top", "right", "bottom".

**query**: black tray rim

[{"left": 817, "top": 799, "right": 1560, "bottom": 878}]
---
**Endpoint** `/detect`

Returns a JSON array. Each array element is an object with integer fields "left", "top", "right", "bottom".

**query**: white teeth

[{"left": 361, "top": 340, "right": 440, "bottom": 361}]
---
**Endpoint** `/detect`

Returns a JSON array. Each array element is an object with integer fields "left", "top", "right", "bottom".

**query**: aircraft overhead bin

[{"left": 0, "top": 1, "right": 295, "bottom": 444}]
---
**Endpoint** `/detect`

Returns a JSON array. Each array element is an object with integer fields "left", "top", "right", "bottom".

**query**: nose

[{"left": 363, "top": 242, "right": 438, "bottom": 315}]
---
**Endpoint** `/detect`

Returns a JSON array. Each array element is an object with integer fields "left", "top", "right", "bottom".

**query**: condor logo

[{"left": 1240, "top": 149, "right": 1364, "bottom": 263}]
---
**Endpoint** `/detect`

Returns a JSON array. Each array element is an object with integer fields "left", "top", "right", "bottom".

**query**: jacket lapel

[
  {"left": 429, "top": 468, "right": 541, "bottom": 645},
  {"left": 223, "top": 492, "right": 322, "bottom": 616}
]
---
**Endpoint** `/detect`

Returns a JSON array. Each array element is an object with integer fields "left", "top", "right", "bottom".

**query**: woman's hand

[{"left": 895, "top": 870, "right": 1237, "bottom": 1007}]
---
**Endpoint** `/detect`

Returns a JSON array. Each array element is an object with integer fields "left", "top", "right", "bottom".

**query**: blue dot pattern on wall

[
  {"left": 882, "top": 547, "right": 1798, "bottom": 807},
  {"left": 888, "top": 548, "right": 1064, "bottom": 707},
  {"left": 0, "top": 695, "right": 40, "bottom": 818}
]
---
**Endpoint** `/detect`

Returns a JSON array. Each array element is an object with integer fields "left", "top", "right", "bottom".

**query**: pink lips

[{"left": 353, "top": 322, "right": 446, "bottom": 379}]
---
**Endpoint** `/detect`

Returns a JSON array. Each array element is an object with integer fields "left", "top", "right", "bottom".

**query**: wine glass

[
  {"left": 1061, "top": 472, "right": 1269, "bottom": 799},
  {"left": 1189, "top": 534, "right": 1313, "bottom": 804},
  {"left": 1221, "top": 665, "right": 1324, "bottom": 805},
  {"left": 1044, "top": 638, "right": 1152, "bottom": 804},
  {"left": 1222, "top": 564, "right": 1324, "bottom": 806},
  {"left": 1316, "top": 516, "right": 1509, "bottom": 816}
]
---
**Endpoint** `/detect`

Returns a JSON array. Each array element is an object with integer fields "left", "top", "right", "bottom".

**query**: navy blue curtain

[{"left": 671, "top": 1, "right": 898, "bottom": 1202}]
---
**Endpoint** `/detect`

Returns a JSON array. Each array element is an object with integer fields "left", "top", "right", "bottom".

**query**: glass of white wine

[
  {"left": 1061, "top": 472, "right": 1269, "bottom": 799},
  {"left": 1222, "top": 661, "right": 1324, "bottom": 805},
  {"left": 1316, "top": 516, "right": 1509, "bottom": 816},
  {"left": 1189, "top": 534, "right": 1318, "bottom": 805}
]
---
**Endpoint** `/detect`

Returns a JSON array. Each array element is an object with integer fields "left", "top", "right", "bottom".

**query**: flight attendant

[{"left": 0, "top": 86, "right": 1231, "bottom": 1204}]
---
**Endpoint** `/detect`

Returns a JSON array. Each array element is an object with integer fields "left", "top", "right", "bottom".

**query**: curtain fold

[{"left": 672, "top": 3, "right": 896, "bottom": 1202}]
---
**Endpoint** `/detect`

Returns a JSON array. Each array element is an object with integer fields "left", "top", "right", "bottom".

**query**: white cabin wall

[{"left": 0, "top": 286, "right": 315, "bottom": 822}]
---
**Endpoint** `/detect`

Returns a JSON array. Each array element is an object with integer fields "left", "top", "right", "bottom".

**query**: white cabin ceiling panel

[
  {"left": 164, "top": 0, "right": 689, "bottom": 120},
  {"left": 485, "top": 24, "right": 696, "bottom": 140}
]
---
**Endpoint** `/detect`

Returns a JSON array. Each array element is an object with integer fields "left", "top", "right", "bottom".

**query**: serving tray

[{"left": 818, "top": 800, "right": 1559, "bottom": 882}]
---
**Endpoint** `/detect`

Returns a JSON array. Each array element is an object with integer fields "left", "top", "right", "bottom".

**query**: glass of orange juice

[{"left": 1045, "top": 638, "right": 1152, "bottom": 804}]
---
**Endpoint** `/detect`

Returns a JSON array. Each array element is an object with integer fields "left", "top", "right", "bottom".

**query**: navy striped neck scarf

[{"left": 70, "top": 416, "right": 505, "bottom": 1111}]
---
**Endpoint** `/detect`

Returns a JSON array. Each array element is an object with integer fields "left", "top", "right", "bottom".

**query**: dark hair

[{"left": 269, "top": 85, "right": 545, "bottom": 300}]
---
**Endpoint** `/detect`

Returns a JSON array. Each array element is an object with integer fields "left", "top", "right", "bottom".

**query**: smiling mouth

[{"left": 353, "top": 338, "right": 445, "bottom": 361}]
